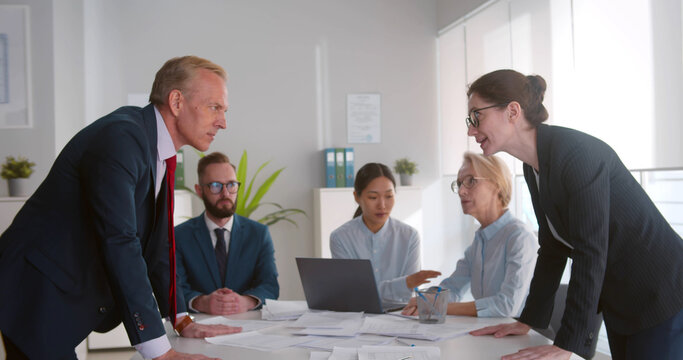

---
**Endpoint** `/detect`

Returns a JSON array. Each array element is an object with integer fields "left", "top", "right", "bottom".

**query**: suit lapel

[
  {"left": 143, "top": 104, "right": 159, "bottom": 224},
  {"left": 193, "top": 215, "right": 223, "bottom": 288},
  {"left": 536, "top": 125, "right": 567, "bottom": 240}
]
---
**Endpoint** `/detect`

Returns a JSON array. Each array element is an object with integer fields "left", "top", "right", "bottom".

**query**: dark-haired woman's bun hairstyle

[{"left": 467, "top": 69, "right": 549, "bottom": 126}]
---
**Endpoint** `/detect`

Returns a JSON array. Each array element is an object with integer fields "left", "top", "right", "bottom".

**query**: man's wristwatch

[{"left": 174, "top": 315, "right": 193, "bottom": 336}]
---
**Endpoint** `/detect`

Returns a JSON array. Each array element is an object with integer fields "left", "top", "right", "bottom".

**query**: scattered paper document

[
  {"left": 329, "top": 347, "right": 360, "bottom": 360},
  {"left": 205, "top": 331, "right": 311, "bottom": 351},
  {"left": 387, "top": 310, "right": 418, "bottom": 320},
  {"left": 310, "top": 351, "right": 332, "bottom": 360},
  {"left": 360, "top": 316, "right": 478, "bottom": 341},
  {"left": 290, "top": 311, "right": 364, "bottom": 328},
  {"left": 323, "top": 345, "right": 441, "bottom": 360},
  {"left": 262, "top": 299, "right": 309, "bottom": 320},
  {"left": 197, "top": 316, "right": 279, "bottom": 333},
  {"left": 296, "top": 335, "right": 395, "bottom": 351},
  {"left": 293, "top": 320, "right": 363, "bottom": 337},
  {"left": 358, "top": 345, "right": 440, "bottom": 360},
  {"left": 290, "top": 310, "right": 365, "bottom": 336}
]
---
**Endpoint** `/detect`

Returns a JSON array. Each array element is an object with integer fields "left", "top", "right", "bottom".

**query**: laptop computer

[{"left": 296, "top": 257, "right": 388, "bottom": 314}]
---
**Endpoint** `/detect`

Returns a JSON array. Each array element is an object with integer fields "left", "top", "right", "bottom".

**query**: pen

[
  {"left": 431, "top": 286, "right": 442, "bottom": 309},
  {"left": 396, "top": 338, "right": 416, "bottom": 347},
  {"left": 398, "top": 357, "right": 413, "bottom": 360},
  {"left": 414, "top": 287, "right": 440, "bottom": 318},
  {"left": 427, "top": 286, "right": 442, "bottom": 321},
  {"left": 414, "top": 287, "right": 429, "bottom": 302}
]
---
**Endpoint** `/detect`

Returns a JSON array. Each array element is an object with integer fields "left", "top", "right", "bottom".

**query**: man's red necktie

[{"left": 165, "top": 156, "right": 177, "bottom": 328}]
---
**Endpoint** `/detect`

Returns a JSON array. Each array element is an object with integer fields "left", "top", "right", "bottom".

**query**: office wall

[
  {"left": 435, "top": 0, "right": 490, "bottom": 31},
  {"left": 559, "top": 0, "right": 683, "bottom": 169},
  {"left": 79, "top": 0, "right": 440, "bottom": 300},
  {"left": 53, "top": 0, "right": 85, "bottom": 155},
  {"left": 0, "top": 0, "right": 55, "bottom": 196}
]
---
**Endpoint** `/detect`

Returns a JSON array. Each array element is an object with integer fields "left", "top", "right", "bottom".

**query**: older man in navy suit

[
  {"left": 175, "top": 152, "right": 279, "bottom": 315},
  {"left": 0, "top": 56, "right": 240, "bottom": 360}
]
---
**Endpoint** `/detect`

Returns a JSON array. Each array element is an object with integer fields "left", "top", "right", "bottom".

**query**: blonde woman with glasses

[{"left": 402, "top": 152, "right": 537, "bottom": 318}]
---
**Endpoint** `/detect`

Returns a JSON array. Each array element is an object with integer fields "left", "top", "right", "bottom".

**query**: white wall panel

[
  {"left": 438, "top": 24, "right": 468, "bottom": 176},
  {"left": 464, "top": 0, "right": 517, "bottom": 174},
  {"left": 570, "top": 0, "right": 656, "bottom": 169}
]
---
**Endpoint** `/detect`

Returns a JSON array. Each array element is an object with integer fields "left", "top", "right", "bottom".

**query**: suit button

[
  {"left": 134, "top": 312, "right": 140, "bottom": 318},
  {"left": 98, "top": 307, "right": 107, "bottom": 314},
  {"left": 588, "top": 332, "right": 594, "bottom": 339}
]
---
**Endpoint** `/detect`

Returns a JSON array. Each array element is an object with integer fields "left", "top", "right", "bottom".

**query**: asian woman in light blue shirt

[
  {"left": 330, "top": 163, "right": 441, "bottom": 309},
  {"left": 402, "top": 152, "right": 537, "bottom": 317}
]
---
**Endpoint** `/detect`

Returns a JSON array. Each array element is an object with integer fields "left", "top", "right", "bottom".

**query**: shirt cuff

[
  {"left": 387, "top": 275, "right": 412, "bottom": 302},
  {"left": 134, "top": 334, "right": 171, "bottom": 359},
  {"left": 246, "top": 294, "right": 262, "bottom": 310},
  {"left": 188, "top": 295, "right": 200, "bottom": 313},
  {"left": 474, "top": 297, "right": 497, "bottom": 317}
]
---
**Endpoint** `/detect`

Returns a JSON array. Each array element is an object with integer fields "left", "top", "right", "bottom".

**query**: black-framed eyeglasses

[
  {"left": 203, "top": 181, "right": 240, "bottom": 194},
  {"left": 465, "top": 103, "right": 509, "bottom": 128},
  {"left": 451, "top": 175, "right": 488, "bottom": 192}
]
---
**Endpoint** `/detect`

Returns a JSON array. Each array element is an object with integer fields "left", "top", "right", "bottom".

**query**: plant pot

[
  {"left": 8, "top": 178, "right": 29, "bottom": 197},
  {"left": 399, "top": 174, "right": 413, "bottom": 186}
]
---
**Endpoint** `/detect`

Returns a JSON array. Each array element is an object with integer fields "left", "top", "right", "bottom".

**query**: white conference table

[{"left": 131, "top": 311, "right": 583, "bottom": 360}]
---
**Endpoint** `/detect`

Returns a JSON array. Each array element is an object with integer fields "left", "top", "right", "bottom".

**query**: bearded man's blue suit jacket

[
  {"left": 175, "top": 213, "right": 279, "bottom": 309},
  {"left": 0, "top": 104, "right": 187, "bottom": 359}
]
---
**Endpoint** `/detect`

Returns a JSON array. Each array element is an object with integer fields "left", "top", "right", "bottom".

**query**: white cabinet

[
  {"left": 0, "top": 197, "right": 27, "bottom": 233},
  {"left": 313, "top": 187, "right": 423, "bottom": 258},
  {"left": 173, "top": 189, "right": 194, "bottom": 226}
]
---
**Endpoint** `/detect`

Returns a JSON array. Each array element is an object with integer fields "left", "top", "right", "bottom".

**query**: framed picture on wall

[
  {"left": 347, "top": 93, "right": 381, "bottom": 144},
  {"left": 0, "top": 5, "right": 32, "bottom": 129}
]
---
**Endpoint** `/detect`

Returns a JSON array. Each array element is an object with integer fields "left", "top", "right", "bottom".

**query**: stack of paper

[
  {"left": 312, "top": 345, "right": 440, "bottom": 360},
  {"left": 328, "top": 347, "right": 359, "bottom": 360},
  {"left": 387, "top": 310, "right": 418, "bottom": 320},
  {"left": 310, "top": 352, "right": 334, "bottom": 360},
  {"left": 295, "top": 334, "right": 394, "bottom": 351},
  {"left": 358, "top": 345, "right": 441, "bottom": 360},
  {"left": 261, "top": 299, "right": 309, "bottom": 320},
  {"left": 197, "top": 316, "right": 279, "bottom": 333},
  {"left": 290, "top": 311, "right": 365, "bottom": 336},
  {"left": 205, "top": 331, "right": 312, "bottom": 351},
  {"left": 290, "top": 311, "right": 364, "bottom": 328},
  {"left": 359, "top": 316, "right": 479, "bottom": 341}
]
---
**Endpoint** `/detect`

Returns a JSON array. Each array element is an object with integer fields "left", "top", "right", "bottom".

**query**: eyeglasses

[
  {"left": 451, "top": 175, "right": 488, "bottom": 192},
  {"left": 203, "top": 181, "right": 240, "bottom": 194},
  {"left": 465, "top": 103, "right": 509, "bottom": 128}
]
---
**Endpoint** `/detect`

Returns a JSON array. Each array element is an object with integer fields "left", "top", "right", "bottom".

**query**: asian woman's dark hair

[
  {"left": 353, "top": 163, "right": 396, "bottom": 218},
  {"left": 467, "top": 69, "right": 549, "bottom": 127}
]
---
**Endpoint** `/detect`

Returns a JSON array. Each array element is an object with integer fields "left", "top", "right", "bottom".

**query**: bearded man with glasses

[{"left": 174, "top": 152, "right": 279, "bottom": 315}]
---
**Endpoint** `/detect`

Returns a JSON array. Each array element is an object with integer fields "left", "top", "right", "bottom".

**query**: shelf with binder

[{"left": 323, "top": 147, "right": 354, "bottom": 188}]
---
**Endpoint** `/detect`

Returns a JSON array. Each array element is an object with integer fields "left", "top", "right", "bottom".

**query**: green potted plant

[
  {"left": 394, "top": 157, "right": 418, "bottom": 186},
  {"left": 234, "top": 150, "right": 306, "bottom": 226},
  {"left": 1, "top": 156, "right": 36, "bottom": 197},
  {"left": 183, "top": 150, "right": 306, "bottom": 227}
]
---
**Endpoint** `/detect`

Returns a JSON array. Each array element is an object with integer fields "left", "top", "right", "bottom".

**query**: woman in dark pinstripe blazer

[{"left": 465, "top": 69, "right": 683, "bottom": 360}]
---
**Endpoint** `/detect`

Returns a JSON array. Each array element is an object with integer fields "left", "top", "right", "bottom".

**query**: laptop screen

[{"left": 296, "top": 257, "right": 385, "bottom": 314}]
